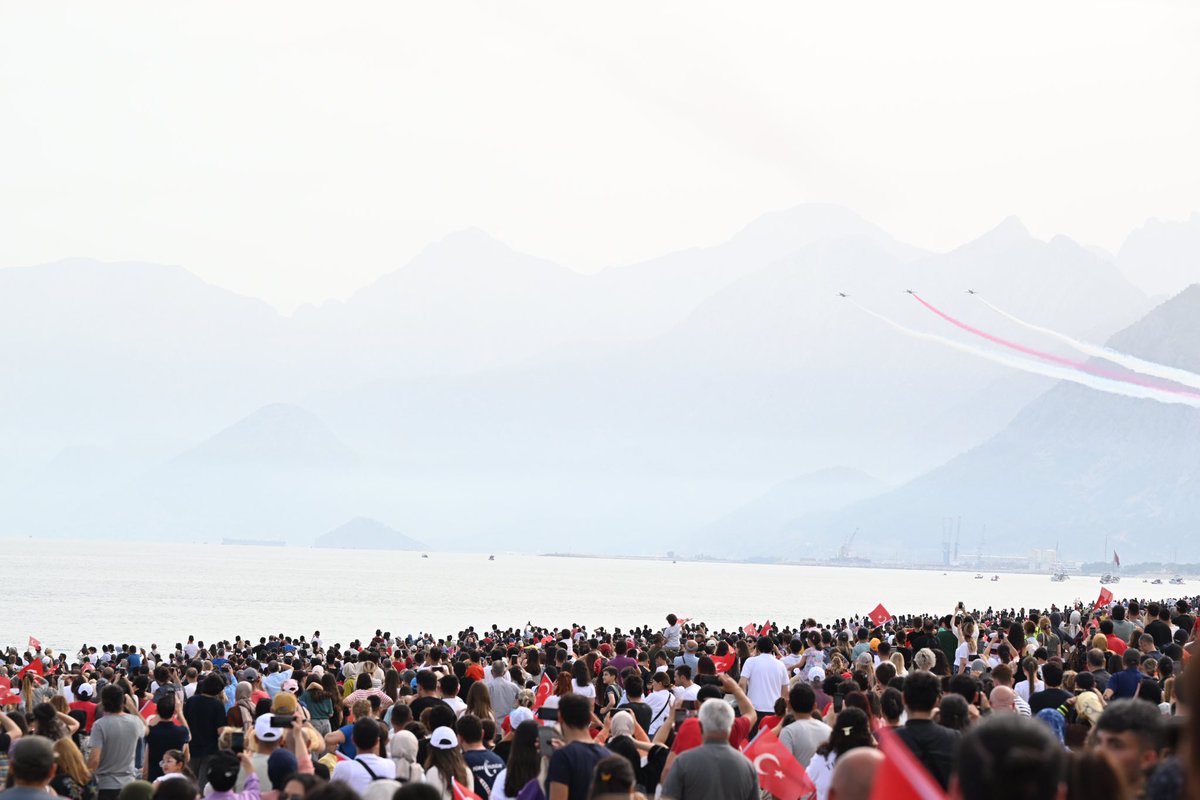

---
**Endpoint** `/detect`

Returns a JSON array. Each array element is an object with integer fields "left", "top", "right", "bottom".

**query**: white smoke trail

[
  {"left": 849, "top": 300, "right": 1200, "bottom": 409},
  {"left": 975, "top": 295, "right": 1200, "bottom": 391}
]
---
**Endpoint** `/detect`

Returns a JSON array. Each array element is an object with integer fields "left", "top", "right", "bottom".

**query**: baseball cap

[
  {"left": 240, "top": 668, "right": 259, "bottom": 682},
  {"left": 508, "top": 707, "right": 534, "bottom": 729},
  {"left": 255, "top": 713, "right": 283, "bottom": 742},
  {"left": 430, "top": 726, "right": 459, "bottom": 750},
  {"left": 807, "top": 666, "right": 826, "bottom": 683},
  {"left": 77, "top": 683, "right": 95, "bottom": 698}
]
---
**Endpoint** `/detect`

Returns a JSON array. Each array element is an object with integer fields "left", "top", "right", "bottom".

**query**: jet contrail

[
  {"left": 848, "top": 299, "right": 1200, "bottom": 409},
  {"left": 910, "top": 293, "right": 1200, "bottom": 399},
  {"left": 973, "top": 294, "right": 1200, "bottom": 392}
]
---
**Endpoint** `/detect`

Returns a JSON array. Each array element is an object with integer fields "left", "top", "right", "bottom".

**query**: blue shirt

[
  {"left": 1106, "top": 667, "right": 1143, "bottom": 700},
  {"left": 262, "top": 668, "right": 294, "bottom": 698}
]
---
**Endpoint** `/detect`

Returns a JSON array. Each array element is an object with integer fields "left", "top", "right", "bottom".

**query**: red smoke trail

[{"left": 910, "top": 293, "right": 1200, "bottom": 398}]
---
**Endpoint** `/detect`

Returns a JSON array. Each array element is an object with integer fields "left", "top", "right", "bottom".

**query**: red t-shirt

[
  {"left": 670, "top": 715, "right": 752, "bottom": 754},
  {"left": 1105, "top": 635, "right": 1128, "bottom": 655},
  {"left": 69, "top": 701, "right": 98, "bottom": 732}
]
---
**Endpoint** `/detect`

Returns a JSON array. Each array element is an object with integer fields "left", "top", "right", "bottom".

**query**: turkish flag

[
  {"left": 759, "top": 621, "right": 773, "bottom": 638},
  {"left": 15, "top": 659, "right": 45, "bottom": 681},
  {"left": 743, "top": 623, "right": 759, "bottom": 637},
  {"left": 868, "top": 604, "right": 891, "bottom": 628},
  {"left": 451, "top": 778, "right": 482, "bottom": 800},
  {"left": 869, "top": 726, "right": 947, "bottom": 800},
  {"left": 0, "top": 675, "right": 22, "bottom": 705},
  {"left": 1097, "top": 588, "right": 1114, "bottom": 607},
  {"left": 533, "top": 672, "right": 554, "bottom": 710},
  {"left": 742, "top": 728, "right": 815, "bottom": 800},
  {"left": 28, "top": 636, "right": 41, "bottom": 651},
  {"left": 711, "top": 652, "right": 737, "bottom": 674}
]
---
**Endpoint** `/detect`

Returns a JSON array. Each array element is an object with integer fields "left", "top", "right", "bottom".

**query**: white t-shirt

[
  {"left": 663, "top": 625, "right": 683, "bottom": 649},
  {"left": 672, "top": 684, "right": 700, "bottom": 703},
  {"left": 741, "top": 653, "right": 788, "bottom": 712},
  {"left": 572, "top": 681, "right": 596, "bottom": 699},
  {"left": 644, "top": 688, "right": 673, "bottom": 735},
  {"left": 954, "top": 642, "right": 970, "bottom": 671},
  {"left": 332, "top": 753, "right": 398, "bottom": 796},
  {"left": 183, "top": 643, "right": 199, "bottom": 659},
  {"left": 443, "top": 696, "right": 468, "bottom": 717},
  {"left": 1014, "top": 679, "right": 1044, "bottom": 703}
]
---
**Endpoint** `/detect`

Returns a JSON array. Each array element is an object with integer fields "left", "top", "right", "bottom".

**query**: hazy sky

[{"left": 2, "top": 1, "right": 1198, "bottom": 310}]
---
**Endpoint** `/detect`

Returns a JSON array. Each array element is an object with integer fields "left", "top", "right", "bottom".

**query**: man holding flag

[{"left": 661, "top": 693, "right": 759, "bottom": 800}]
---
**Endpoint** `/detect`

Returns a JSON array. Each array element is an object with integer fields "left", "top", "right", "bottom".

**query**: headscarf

[
  {"left": 389, "top": 730, "right": 424, "bottom": 783},
  {"left": 235, "top": 681, "right": 254, "bottom": 729},
  {"left": 609, "top": 709, "right": 635, "bottom": 739}
]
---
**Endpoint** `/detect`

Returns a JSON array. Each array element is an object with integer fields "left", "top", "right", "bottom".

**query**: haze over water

[{"left": 2, "top": 539, "right": 1130, "bottom": 654}]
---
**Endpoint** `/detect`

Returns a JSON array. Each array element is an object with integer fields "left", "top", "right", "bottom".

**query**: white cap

[
  {"left": 429, "top": 726, "right": 459, "bottom": 750},
  {"left": 254, "top": 714, "right": 283, "bottom": 742}
]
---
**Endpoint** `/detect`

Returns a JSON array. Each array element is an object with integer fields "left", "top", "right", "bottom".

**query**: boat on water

[
  {"left": 974, "top": 573, "right": 984, "bottom": 580},
  {"left": 1051, "top": 569, "right": 1069, "bottom": 582},
  {"left": 1151, "top": 578, "right": 1163, "bottom": 585},
  {"left": 488, "top": 555, "right": 495, "bottom": 561},
  {"left": 1170, "top": 576, "right": 1185, "bottom": 585},
  {"left": 421, "top": 553, "right": 429, "bottom": 559},
  {"left": 1100, "top": 573, "right": 1121, "bottom": 584},
  {"left": 991, "top": 575, "right": 999, "bottom": 582}
]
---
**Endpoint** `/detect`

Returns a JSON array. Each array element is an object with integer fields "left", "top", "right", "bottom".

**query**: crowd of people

[{"left": 1, "top": 595, "right": 1198, "bottom": 800}]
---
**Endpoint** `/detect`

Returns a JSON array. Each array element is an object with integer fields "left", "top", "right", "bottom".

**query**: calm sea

[{"left": 2, "top": 539, "right": 1110, "bottom": 653}]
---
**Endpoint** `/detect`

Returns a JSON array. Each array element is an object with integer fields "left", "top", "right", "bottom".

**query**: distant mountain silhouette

[
  {"left": 792, "top": 286, "right": 1200, "bottom": 562},
  {"left": 1118, "top": 213, "right": 1200, "bottom": 298},
  {"left": 0, "top": 208, "right": 1171, "bottom": 555},
  {"left": 315, "top": 517, "right": 426, "bottom": 551},
  {"left": 32, "top": 404, "right": 360, "bottom": 542},
  {"left": 689, "top": 468, "right": 888, "bottom": 558}
]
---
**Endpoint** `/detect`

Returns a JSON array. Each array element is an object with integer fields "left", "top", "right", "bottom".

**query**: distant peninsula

[{"left": 314, "top": 517, "right": 427, "bottom": 551}]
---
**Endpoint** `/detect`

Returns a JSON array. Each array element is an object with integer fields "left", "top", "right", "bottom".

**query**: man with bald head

[
  {"left": 828, "top": 748, "right": 883, "bottom": 800},
  {"left": 989, "top": 685, "right": 1018, "bottom": 714}
]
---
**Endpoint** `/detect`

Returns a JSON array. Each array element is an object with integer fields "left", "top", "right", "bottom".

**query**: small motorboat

[
  {"left": 1169, "top": 576, "right": 1185, "bottom": 585},
  {"left": 488, "top": 555, "right": 495, "bottom": 561},
  {"left": 974, "top": 573, "right": 984, "bottom": 580},
  {"left": 990, "top": 575, "right": 999, "bottom": 582}
]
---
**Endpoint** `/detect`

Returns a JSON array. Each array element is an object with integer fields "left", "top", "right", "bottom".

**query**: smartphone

[
  {"left": 537, "top": 724, "right": 559, "bottom": 752},
  {"left": 674, "top": 708, "right": 689, "bottom": 725},
  {"left": 536, "top": 707, "right": 558, "bottom": 722},
  {"left": 269, "top": 714, "right": 294, "bottom": 728},
  {"left": 231, "top": 732, "right": 245, "bottom": 753}
]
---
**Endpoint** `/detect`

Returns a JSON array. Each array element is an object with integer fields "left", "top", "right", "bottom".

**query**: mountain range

[{"left": 0, "top": 204, "right": 1195, "bottom": 557}]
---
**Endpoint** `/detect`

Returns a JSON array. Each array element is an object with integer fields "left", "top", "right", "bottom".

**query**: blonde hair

[
  {"left": 1092, "top": 633, "right": 1109, "bottom": 652},
  {"left": 54, "top": 737, "right": 92, "bottom": 785},
  {"left": 889, "top": 652, "right": 907, "bottom": 676}
]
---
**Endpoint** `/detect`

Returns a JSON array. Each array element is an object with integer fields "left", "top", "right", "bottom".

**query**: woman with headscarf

[
  {"left": 230, "top": 682, "right": 255, "bottom": 732},
  {"left": 389, "top": 729, "right": 425, "bottom": 785}
]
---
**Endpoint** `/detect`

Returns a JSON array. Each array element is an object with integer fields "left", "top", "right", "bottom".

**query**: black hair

[
  {"left": 1096, "top": 698, "right": 1166, "bottom": 750},
  {"left": 881, "top": 687, "right": 905, "bottom": 722},
  {"left": 623, "top": 675, "right": 644, "bottom": 699},
  {"left": 903, "top": 670, "right": 941, "bottom": 713},
  {"left": 957, "top": 715, "right": 1065, "bottom": 800},
  {"left": 100, "top": 683, "right": 125, "bottom": 713},
  {"left": 393, "top": 784, "right": 442, "bottom": 800},
  {"left": 589, "top": 755, "right": 636, "bottom": 797},
  {"left": 559, "top": 693, "right": 592, "bottom": 730},
  {"left": 207, "top": 751, "right": 242, "bottom": 792},
  {"left": 788, "top": 682, "right": 816, "bottom": 714},
  {"left": 154, "top": 778, "right": 200, "bottom": 800},
  {"left": 351, "top": 718, "right": 381, "bottom": 751},
  {"left": 416, "top": 671, "right": 438, "bottom": 692},
  {"left": 455, "top": 714, "right": 483, "bottom": 744}
]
